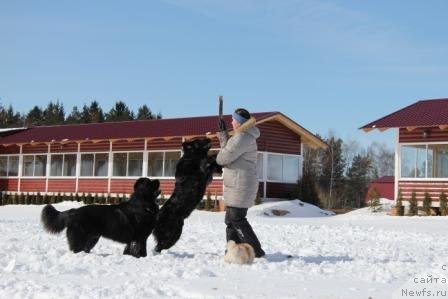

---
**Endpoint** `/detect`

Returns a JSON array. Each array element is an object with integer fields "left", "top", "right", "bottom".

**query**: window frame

[
  {"left": 21, "top": 154, "right": 47, "bottom": 177},
  {"left": 399, "top": 142, "right": 448, "bottom": 181},
  {"left": 263, "top": 151, "right": 302, "bottom": 184},
  {"left": 80, "top": 152, "right": 109, "bottom": 178},
  {"left": 112, "top": 151, "right": 144, "bottom": 178},
  {"left": 0, "top": 155, "right": 20, "bottom": 178},
  {"left": 147, "top": 150, "right": 182, "bottom": 179},
  {"left": 49, "top": 153, "right": 77, "bottom": 178}
]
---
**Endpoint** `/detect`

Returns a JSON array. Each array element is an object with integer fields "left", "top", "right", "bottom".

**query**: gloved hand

[{"left": 218, "top": 119, "right": 227, "bottom": 132}]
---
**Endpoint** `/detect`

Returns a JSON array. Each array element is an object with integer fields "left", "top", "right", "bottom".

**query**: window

[
  {"left": 0, "top": 156, "right": 6, "bottom": 176},
  {"left": 165, "top": 152, "right": 181, "bottom": 177},
  {"left": 50, "top": 154, "right": 76, "bottom": 176},
  {"left": 7, "top": 156, "right": 19, "bottom": 176},
  {"left": 267, "top": 153, "right": 300, "bottom": 183},
  {"left": 267, "top": 154, "right": 283, "bottom": 181},
  {"left": 429, "top": 144, "right": 448, "bottom": 178},
  {"left": 283, "top": 155, "right": 300, "bottom": 182},
  {"left": 22, "top": 155, "right": 47, "bottom": 177},
  {"left": 147, "top": 151, "right": 181, "bottom": 177},
  {"left": 0, "top": 156, "right": 18, "bottom": 177},
  {"left": 95, "top": 153, "right": 108, "bottom": 177},
  {"left": 113, "top": 152, "right": 143, "bottom": 177},
  {"left": 401, "top": 144, "right": 448, "bottom": 178},
  {"left": 113, "top": 153, "right": 127, "bottom": 176},
  {"left": 81, "top": 153, "right": 108, "bottom": 177},
  {"left": 128, "top": 153, "right": 143, "bottom": 176},
  {"left": 148, "top": 152, "right": 163, "bottom": 177},
  {"left": 81, "top": 154, "right": 94, "bottom": 176}
]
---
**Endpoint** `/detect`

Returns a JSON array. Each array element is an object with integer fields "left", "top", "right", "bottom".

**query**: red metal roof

[
  {"left": 0, "top": 112, "right": 278, "bottom": 145},
  {"left": 360, "top": 98, "right": 448, "bottom": 130}
]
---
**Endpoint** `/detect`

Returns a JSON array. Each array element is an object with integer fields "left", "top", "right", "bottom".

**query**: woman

[{"left": 216, "top": 108, "right": 265, "bottom": 258}]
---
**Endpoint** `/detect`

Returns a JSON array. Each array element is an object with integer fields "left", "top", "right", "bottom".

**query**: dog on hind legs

[
  {"left": 40, "top": 177, "right": 160, "bottom": 258},
  {"left": 153, "top": 137, "right": 222, "bottom": 253},
  {"left": 224, "top": 240, "right": 255, "bottom": 265}
]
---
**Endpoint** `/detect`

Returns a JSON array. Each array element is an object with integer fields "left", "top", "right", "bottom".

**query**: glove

[{"left": 218, "top": 119, "right": 227, "bottom": 132}]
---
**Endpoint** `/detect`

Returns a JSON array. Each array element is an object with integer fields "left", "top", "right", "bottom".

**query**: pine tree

[
  {"left": 36, "top": 192, "right": 42, "bottom": 205},
  {"left": 65, "top": 106, "right": 83, "bottom": 124},
  {"left": 439, "top": 192, "right": 447, "bottom": 216},
  {"left": 81, "top": 101, "right": 104, "bottom": 123},
  {"left": 105, "top": 101, "right": 135, "bottom": 122},
  {"left": 395, "top": 189, "right": 404, "bottom": 216},
  {"left": 205, "top": 190, "right": 212, "bottom": 211},
  {"left": 422, "top": 192, "right": 432, "bottom": 216},
  {"left": 43, "top": 100, "right": 65, "bottom": 125},
  {"left": 25, "top": 106, "right": 44, "bottom": 126},
  {"left": 136, "top": 104, "right": 155, "bottom": 120},
  {"left": 408, "top": 191, "right": 418, "bottom": 216},
  {"left": 0, "top": 105, "right": 23, "bottom": 128},
  {"left": 18, "top": 192, "right": 25, "bottom": 205},
  {"left": 344, "top": 154, "right": 372, "bottom": 209},
  {"left": 368, "top": 187, "right": 381, "bottom": 212}
]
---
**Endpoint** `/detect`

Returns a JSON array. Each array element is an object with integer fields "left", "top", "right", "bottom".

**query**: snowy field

[{"left": 1, "top": 200, "right": 448, "bottom": 299}]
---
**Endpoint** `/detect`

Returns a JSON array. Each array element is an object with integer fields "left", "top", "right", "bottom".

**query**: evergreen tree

[
  {"left": 344, "top": 154, "right": 372, "bottom": 208},
  {"left": 0, "top": 105, "right": 23, "bottom": 128},
  {"left": 105, "top": 101, "right": 135, "bottom": 122},
  {"left": 422, "top": 192, "right": 432, "bottom": 216},
  {"left": 396, "top": 189, "right": 404, "bottom": 216},
  {"left": 205, "top": 190, "right": 212, "bottom": 210},
  {"left": 440, "top": 192, "right": 447, "bottom": 216},
  {"left": 136, "top": 104, "right": 155, "bottom": 120},
  {"left": 368, "top": 187, "right": 381, "bottom": 212},
  {"left": 296, "top": 171, "right": 319, "bottom": 206},
  {"left": 42, "top": 100, "right": 65, "bottom": 125},
  {"left": 81, "top": 101, "right": 104, "bottom": 123},
  {"left": 25, "top": 106, "right": 44, "bottom": 126},
  {"left": 65, "top": 106, "right": 83, "bottom": 124},
  {"left": 408, "top": 191, "right": 418, "bottom": 216}
]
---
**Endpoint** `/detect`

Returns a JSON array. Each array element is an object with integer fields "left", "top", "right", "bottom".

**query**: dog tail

[{"left": 41, "top": 204, "right": 68, "bottom": 234}]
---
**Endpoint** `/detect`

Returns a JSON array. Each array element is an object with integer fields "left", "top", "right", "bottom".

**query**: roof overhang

[{"left": 256, "top": 113, "right": 327, "bottom": 149}]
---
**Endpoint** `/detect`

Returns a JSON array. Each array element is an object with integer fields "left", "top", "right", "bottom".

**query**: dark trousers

[{"left": 225, "top": 206, "right": 265, "bottom": 257}]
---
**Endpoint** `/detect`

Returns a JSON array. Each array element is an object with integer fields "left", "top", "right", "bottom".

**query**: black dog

[
  {"left": 41, "top": 177, "right": 160, "bottom": 258},
  {"left": 153, "top": 138, "right": 222, "bottom": 252}
]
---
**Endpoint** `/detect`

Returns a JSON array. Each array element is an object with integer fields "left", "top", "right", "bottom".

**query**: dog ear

[
  {"left": 182, "top": 141, "right": 193, "bottom": 152},
  {"left": 203, "top": 140, "right": 212, "bottom": 150},
  {"left": 134, "top": 177, "right": 146, "bottom": 190},
  {"left": 151, "top": 179, "right": 160, "bottom": 191}
]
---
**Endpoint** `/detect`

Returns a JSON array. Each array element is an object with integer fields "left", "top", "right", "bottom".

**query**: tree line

[
  {"left": 0, "top": 100, "right": 162, "bottom": 128},
  {"left": 1, "top": 100, "right": 393, "bottom": 210},
  {"left": 296, "top": 132, "right": 394, "bottom": 210}
]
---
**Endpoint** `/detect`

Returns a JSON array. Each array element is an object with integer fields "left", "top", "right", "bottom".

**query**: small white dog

[{"left": 224, "top": 240, "right": 255, "bottom": 264}]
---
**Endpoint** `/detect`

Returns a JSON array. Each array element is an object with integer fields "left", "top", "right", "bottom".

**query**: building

[
  {"left": 0, "top": 112, "right": 326, "bottom": 200},
  {"left": 361, "top": 98, "right": 448, "bottom": 205},
  {"left": 365, "top": 176, "right": 394, "bottom": 203}
]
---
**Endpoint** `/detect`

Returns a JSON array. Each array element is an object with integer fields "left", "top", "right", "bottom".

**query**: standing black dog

[
  {"left": 153, "top": 138, "right": 222, "bottom": 252},
  {"left": 41, "top": 177, "right": 160, "bottom": 258}
]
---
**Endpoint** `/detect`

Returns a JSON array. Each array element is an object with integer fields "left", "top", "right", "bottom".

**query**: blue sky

[{"left": 1, "top": 0, "right": 448, "bottom": 148}]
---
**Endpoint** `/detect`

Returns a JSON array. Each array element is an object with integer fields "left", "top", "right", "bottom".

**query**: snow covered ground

[{"left": 1, "top": 200, "right": 448, "bottom": 299}]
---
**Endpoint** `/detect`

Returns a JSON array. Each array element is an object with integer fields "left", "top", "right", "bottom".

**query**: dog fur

[
  {"left": 224, "top": 240, "right": 255, "bottom": 264},
  {"left": 153, "top": 138, "right": 222, "bottom": 252},
  {"left": 41, "top": 177, "right": 160, "bottom": 258}
]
